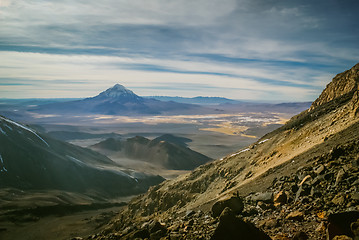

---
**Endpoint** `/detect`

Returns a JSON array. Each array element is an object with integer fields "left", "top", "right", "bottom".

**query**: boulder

[
  {"left": 292, "top": 231, "right": 309, "bottom": 240},
  {"left": 335, "top": 169, "right": 346, "bottom": 186},
  {"left": 258, "top": 218, "right": 278, "bottom": 229},
  {"left": 314, "top": 164, "right": 325, "bottom": 175},
  {"left": 351, "top": 192, "right": 359, "bottom": 201},
  {"left": 327, "top": 211, "right": 359, "bottom": 240},
  {"left": 351, "top": 219, "right": 359, "bottom": 239},
  {"left": 285, "top": 211, "right": 304, "bottom": 221},
  {"left": 332, "top": 193, "right": 346, "bottom": 206},
  {"left": 210, "top": 207, "right": 271, "bottom": 240},
  {"left": 274, "top": 191, "right": 287, "bottom": 206},
  {"left": 272, "top": 234, "right": 291, "bottom": 240},
  {"left": 249, "top": 192, "right": 273, "bottom": 203},
  {"left": 125, "top": 228, "right": 150, "bottom": 240},
  {"left": 316, "top": 222, "right": 326, "bottom": 233},
  {"left": 295, "top": 184, "right": 311, "bottom": 202},
  {"left": 332, "top": 236, "right": 353, "bottom": 240},
  {"left": 211, "top": 196, "right": 244, "bottom": 217},
  {"left": 149, "top": 220, "right": 167, "bottom": 235}
]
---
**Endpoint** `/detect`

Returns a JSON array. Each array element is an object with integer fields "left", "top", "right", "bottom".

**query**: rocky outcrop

[
  {"left": 211, "top": 196, "right": 243, "bottom": 217},
  {"left": 310, "top": 63, "right": 359, "bottom": 111}
]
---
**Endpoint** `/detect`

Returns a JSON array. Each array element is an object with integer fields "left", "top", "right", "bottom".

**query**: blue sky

[{"left": 0, "top": 0, "right": 358, "bottom": 102}]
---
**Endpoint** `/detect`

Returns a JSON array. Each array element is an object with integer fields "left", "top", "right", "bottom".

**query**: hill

[
  {"left": 0, "top": 116, "right": 163, "bottom": 197},
  {"left": 91, "top": 134, "right": 211, "bottom": 170},
  {"left": 84, "top": 63, "right": 359, "bottom": 239}
]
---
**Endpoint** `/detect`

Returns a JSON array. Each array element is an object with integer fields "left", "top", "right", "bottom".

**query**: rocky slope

[
  {"left": 91, "top": 135, "right": 211, "bottom": 170},
  {"left": 75, "top": 63, "right": 359, "bottom": 240}
]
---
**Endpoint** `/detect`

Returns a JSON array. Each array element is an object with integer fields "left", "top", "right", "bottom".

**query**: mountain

[
  {"left": 47, "top": 130, "right": 121, "bottom": 141},
  {"left": 91, "top": 134, "right": 211, "bottom": 170},
  {"left": 0, "top": 116, "right": 163, "bottom": 197},
  {"left": 145, "top": 96, "right": 241, "bottom": 105},
  {"left": 83, "top": 63, "right": 359, "bottom": 239},
  {"left": 32, "top": 84, "right": 210, "bottom": 116},
  {"left": 152, "top": 133, "right": 192, "bottom": 147},
  {"left": 95, "top": 84, "right": 143, "bottom": 101}
]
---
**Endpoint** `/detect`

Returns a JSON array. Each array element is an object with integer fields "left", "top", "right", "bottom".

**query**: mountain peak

[
  {"left": 96, "top": 84, "right": 143, "bottom": 101},
  {"left": 310, "top": 63, "right": 359, "bottom": 112}
]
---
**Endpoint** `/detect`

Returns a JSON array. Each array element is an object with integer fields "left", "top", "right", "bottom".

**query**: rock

[
  {"left": 295, "top": 185, "right": 311, "bottom": 202},
  {"left": 285, "top": 211, "right": 304, "bottom": 221},
  {"left": 291, "top": 183, "right": 299, "bottom": 193},
  {"left": 185, "top": 210, "right": 195, "bottom": 218},
  {"left": 210, "top": 207, "right": 271, "bottom": 240},
  {"left": 259, "top": 218, "right": 278, "bottom": 229},
  {"left": 292, "top": 231, "right": 309, "bottom": 240},
  {"left": 327, "top": 211, "right": 359, "bottom": 240},
  {"left": 314, "top": 164, "right": 325, "bottom": 175},
  {"left": 352, "top": 193, "right": 359, "bottom": 201},
  {"left": 150, "top": 229, "right": 167, "bottom": 240},
  {"left": 332, "top": 193, "right": 346, "bottom": 205},
  {"left": 329, "top": 147, "right": 345, "bottom": 160},
  {"left": 299, "top": 175, "right": 312, "bottom": 186},
  {"left": 310, "top": 186, "right": 322, "bottom": 198},
  {"left": 243, "top": 206, "right": 258, "bottom": 216},
  {"left": 274, "top": 191, "right": 287, "bottom": 206},
  {"left": 187, "top": 219, "right": 194, "bottom": 226},
  {"left": 211, "top": 196, "right": 244, "bottom": 217},
  {"left": 332, "top": 236, "right": 353, "bottom": 240},
  {"left": 129, "top": 228, "right": 150, "bottom": 239},
  {"left": 149, "top": 220, "right": 167, "bottom": 235},
  {"left": 311, "top": 175, "right": 324, "bottom": 186},
  {"left": 272, "top": 234, "right": 291, "bottom": 240},
  {"left": 316, "top": 222, "right": 326, "bottom": 233},
  {"left": 257, "top": 201, "right": 273, "bottom": 210},
  {"left": 169, "top": 232, "right": 182, "bottom": 240},
  {"left": 141, "top": 221, "right": 151, "bottom": 230},
  {"left": 351, "top": 219, "right": 359, "bottom": 238},
  {"left": 352, "top": 156, "right": 359, "bottom": 168},
  {"left": 249, "top": 192, "right": 273, "bottom": 203},
  {"left": 335, "top": 169, "right": 346, "bottom": 186},
  {"left": 317, "top": 211, "right": 327, "bottom": 219}
]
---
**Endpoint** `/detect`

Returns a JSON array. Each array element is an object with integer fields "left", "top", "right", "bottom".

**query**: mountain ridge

[
  {"left": 311, "top": 63, "right": 359, "bottom": 111},
  {"left": 0, "top": 115, "right": 164, "bottom": 197}
]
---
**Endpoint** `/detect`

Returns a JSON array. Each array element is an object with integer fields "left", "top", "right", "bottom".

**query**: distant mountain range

[
  {"left": 144, "top": 96, "right": 241, "bottom": 105},
  {"left": 47, "top": 131, "right": 121, "bottom": 141},
  {"left": 31, "top": 84, "right": 210, "bottom": 116},
  {"left": 91, "top": 134, "right": 210, "bottom": 170},
  {"left": 1, "top": 84, "right": 312, "bottom": 119},
  {"left": 0, "top": 116, "right": 163, "bottom": 197}
]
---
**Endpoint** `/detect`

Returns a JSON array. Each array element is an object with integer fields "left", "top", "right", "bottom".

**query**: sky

[{"left": 0, "top": 0, "right": 358, "bottom": 102}]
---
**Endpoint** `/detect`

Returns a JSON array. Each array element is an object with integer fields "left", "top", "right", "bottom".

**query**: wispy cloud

[{"left": 0, "top": 0, "right": 358, "bottom": 101}]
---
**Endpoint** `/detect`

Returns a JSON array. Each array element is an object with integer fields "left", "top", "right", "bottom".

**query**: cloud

[
  {"left": 0, "top": 0, "right": 358, "bottom": 101},
  {"left": 0, "top": 51, "right": 332, "bottom": 101}
]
